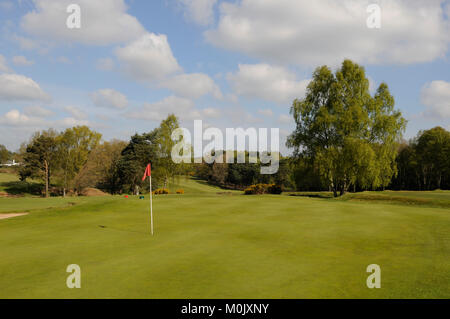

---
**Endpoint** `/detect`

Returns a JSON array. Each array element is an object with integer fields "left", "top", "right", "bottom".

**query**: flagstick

[{"left": 150, "top": 173, "right": 153, "bottom": 236}]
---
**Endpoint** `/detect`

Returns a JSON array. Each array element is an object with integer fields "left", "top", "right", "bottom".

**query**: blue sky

[{"left": 0, "top": 0, "right": 449, "bottom": 154}]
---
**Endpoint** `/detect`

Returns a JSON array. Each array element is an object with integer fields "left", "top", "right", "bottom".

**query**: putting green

[{"left": 0, "top": 178, "right": 449, "bottom": 298}]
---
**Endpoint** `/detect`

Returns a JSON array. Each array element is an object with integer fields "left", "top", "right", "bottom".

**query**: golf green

[{"left": 0, "top": 178, "right": 449, "bottom": 298}]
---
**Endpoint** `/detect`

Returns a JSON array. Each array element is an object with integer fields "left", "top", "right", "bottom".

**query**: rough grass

[
  {"left": 340, "top": 190, "right": 450, "bottom": 209},
  {"left": 0, "top": 171, "right": 42, "bottom": 196},
  {"left": 0, "top": 176, "right": 449, "bottom": 299}
]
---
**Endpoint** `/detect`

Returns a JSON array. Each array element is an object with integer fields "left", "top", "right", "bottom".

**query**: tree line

[
  {"left": 1, "top": 60, "right": 448, "bottom": 196},
  {"left": 5, "top": 115, "right": 184, "bottom": 197}
]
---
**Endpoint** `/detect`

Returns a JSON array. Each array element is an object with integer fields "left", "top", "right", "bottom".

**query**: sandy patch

[
  {"left": 0, "top": 213, "right": 29, "bottom": 220},
  {"left": 0, "top": 192, "right": 20, "bottom": 198},
  {"left": 80, "top": 188, "right": 109, "bottom": 197}
]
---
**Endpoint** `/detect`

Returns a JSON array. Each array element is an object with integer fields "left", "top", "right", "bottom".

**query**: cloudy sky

[{"left": 0, "top": 0, "right": 449, "bottom": 153}]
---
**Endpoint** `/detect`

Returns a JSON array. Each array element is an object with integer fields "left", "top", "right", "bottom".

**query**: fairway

[{"left": 0, "top": 178, "right": 449, "bottom": 299}]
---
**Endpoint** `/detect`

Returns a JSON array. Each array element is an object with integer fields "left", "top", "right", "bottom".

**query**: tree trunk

[
  {"left": 44, "top": 159, "right": 49, "bottom": 198},
  {"left": 63, "top": 169, "right": 67, "bottom": 197},
  {"left": 332, "top": 185, "right": 338, "bottom": 197}
]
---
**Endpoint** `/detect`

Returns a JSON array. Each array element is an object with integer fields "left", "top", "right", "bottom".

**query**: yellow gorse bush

[
  {"left": 152, "top": 188, "right": 170, "bottom": 195},
  {"left": 244, "top": 184, "right": 282, "bottom": 195}
]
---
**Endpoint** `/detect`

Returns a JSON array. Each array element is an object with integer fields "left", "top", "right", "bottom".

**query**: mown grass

[{"left": 0, "top": 175, "right": 449, "bottom": 299}]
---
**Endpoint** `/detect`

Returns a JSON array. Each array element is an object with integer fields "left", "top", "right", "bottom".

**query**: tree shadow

[
  {"left": 288, "top": 192, "right": 334, "bottom": 199},
  {"left": 0, "top": 181, "right": 43, "bottom": 195}
]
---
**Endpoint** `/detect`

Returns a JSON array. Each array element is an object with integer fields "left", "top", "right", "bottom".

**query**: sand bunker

[
  {"left": 0, "top": 213, "right": 28, "bottom": 220},
  {"left": 80, "top": 188, "right": 109, "bottom": 197}
]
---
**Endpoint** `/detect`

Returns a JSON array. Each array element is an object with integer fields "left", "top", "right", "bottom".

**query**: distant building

[{"left": 1, "top": 159, "right": 20, "bottom": 167}]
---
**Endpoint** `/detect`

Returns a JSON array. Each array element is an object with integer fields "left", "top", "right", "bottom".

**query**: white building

[{"left": 1, "top": 159, "right": 20, "bottom": 167}]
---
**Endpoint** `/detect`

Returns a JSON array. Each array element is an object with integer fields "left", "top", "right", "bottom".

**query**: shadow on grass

[
  {"left": 339, "top": 193, "right": 450, "bottom": 209},
  {"left": 0, "top": 181, "right": 43, "bottom": 195},
  {"left": 288, "top": 192, "right": 334, "bottom": 199}
]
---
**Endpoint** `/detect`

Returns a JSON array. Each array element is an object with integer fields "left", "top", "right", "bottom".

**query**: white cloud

[
  {"left": 96, "top": 57, "right": 115, "bottom": 71},
  {"left": 178, "top": 0, "right": 217, "bottom": 26},
  {"left": 258, "top": 109, "right": 273, "bottom": 117},
  {"left": 12, "top": 34, "right": 49, "bottom": 53},
  {"left": 0, "top": 108, "right": 89, "bottom": 128},
  {"left": 160, "top": 73, "right": 222, "bottom": 99},
  {"left": 0, "top": 73, "right": 50, "bottom": 101},
  {"left": 206, "top": 0, "right": 450, "bottom": 66},
  {"left": 21, "top": 0, "right": 146, "bottom": 46},
  {"left": 0, "top": 109, "right": 44, "bottom": 126},
  {"left": 0, "top": 54, "right": 10, "bottom": 72},
  {"left": 116, "top": 33, "right": 181, "bottom": 82},
  {"left": 421, "top": 80, "right": 450, "bottom": 118},
  {"left": 227, "top": 64, "right": 309, "bottom": 104},
  {"left": 202, "top": 107, "right": 221, "bottom": 118},
  {"left": 126, "top": 95, "right": 220, "bottom": 122},
  {"left": 23, "top": 105, "right": 54, "bottom": 117},
  {"left": 64, "top": 106, "right": 87, "bottom": 120},
  {"left": 90, "top": 89, "right": 128, "bottom": 109},
  {"left": 57, "top": 117, "right": 89, "bottom": 127},
  {"left": 12, "top": 55, "right": 34, "bottom": 66},
  {"left": 278, "top": 114, "right": 292, "bottom": 124}
]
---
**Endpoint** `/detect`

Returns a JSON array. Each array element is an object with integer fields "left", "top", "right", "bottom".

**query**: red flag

[{"left": 142, "top": 163, "right": 151, "bottom": 181}]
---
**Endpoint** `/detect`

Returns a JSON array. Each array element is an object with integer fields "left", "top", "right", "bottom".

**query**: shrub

[
  {"left": 176, "top": 189, "right": 184, "bottom": 194},
  {"left": 244, "top": 183, "right": 282, "bottom": 195},
  {"left": 152, "top": 188, "right": 169, "bottom": 195},
  {"left": 268, "top": 184, "right": 283, "bottom": 194}
]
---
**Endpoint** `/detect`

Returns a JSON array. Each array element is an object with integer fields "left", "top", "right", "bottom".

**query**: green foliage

[
  {"left": 153, "top": 114, "right": 182, "bottom": 188},
  {"left": 291, "top": 157, "right": 324, "bottom": 191},
  {"left": 118, "top": 131, "right": 158, "bottom": 193},
  {"left": 56, "top": 126, "right": 102, "bottom": 193},
  {"left": 244, "top": 183, "right": 282, "bottom": 195},
  {"left": 117, "top": 114, "right": 182, "bottom": 193},
  {"left": 19, "top": 130, "right": 59, "bottom": 197},
  {"left": 287, "top": 60, "right": 406, "bottom": 196},
  {"left": 392, "top": 127, "right": 450, "bottom": 190},
  {"left": 195, "top": 152, "right": 294, "bottom": 190},
  {"left": 0, "top": 144, "right": 11, "bottom": 164},
  {"left": 73, "top": 140, "right": 127, "bottom": 194}
]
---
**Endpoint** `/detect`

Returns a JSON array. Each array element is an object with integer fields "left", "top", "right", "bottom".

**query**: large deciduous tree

[
  {"left": 287, "top": 60, "right": 406, "bottom": 197},
  {"left": 118, "top": 131, "right": 158, "bottom": 194},
  {"left": 73, "top": 139, "right": 127, "bottom": 194},
  {"left": 20, "top": 130, "right": 59, "bottom": 197},
  {"left": 56, "top": 126, "right": 102, "bottom": 196},
  {"left": 415, "top": 126, "right": 450, "bottom": 190},
  {"left": 0, "top": 144, "right": 10, "bottom": 164},
  {"left": 154, "top": 114, "right": 181, "bottom": 188},
  {"left": 392, "top": 127, "right": 450, "bottom": 190}
]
